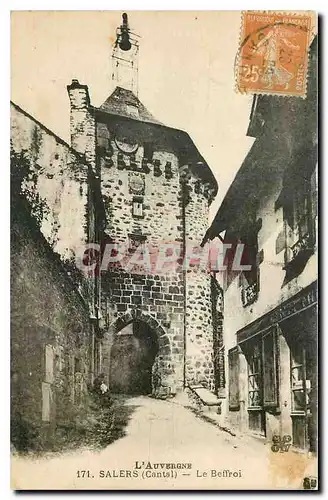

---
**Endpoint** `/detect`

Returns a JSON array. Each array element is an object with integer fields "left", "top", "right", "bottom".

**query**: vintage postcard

[{"left": 11, "top": 11, "right": 318, "bottom": 490}]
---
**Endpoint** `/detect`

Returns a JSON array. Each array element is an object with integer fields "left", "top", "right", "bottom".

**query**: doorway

[
  {"left": 109, "top": 320, "right": 159, "bottom": 395},
  {"left": 246, "top": 339, "right": 266, "bottom": 436},
  {"left": 283, "top": 307, "right": 317, "bottom": 452}
]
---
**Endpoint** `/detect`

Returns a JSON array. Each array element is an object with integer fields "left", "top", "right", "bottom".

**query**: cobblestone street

[{"left": 11, "top": 395, "right": 316, "bottom": 490}]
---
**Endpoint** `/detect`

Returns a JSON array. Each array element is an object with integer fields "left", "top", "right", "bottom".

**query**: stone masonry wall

[
  {"left": 184, "top": 269, "right": 214, "bottom": 391},
  {"left": 10, "top": 102, "right": 95, "bottom": 310},
  {"left": 11, "top": 203, "right": 92, "bottom": 452},
  {"left": 99, "top": 132, "right": 182, "bottom": 246},
  {"left": 11, "top": 104, "right": 89, "bottom": 259},
  {"left": 184, "top": 175, "right": 215, "bottom": 391}
]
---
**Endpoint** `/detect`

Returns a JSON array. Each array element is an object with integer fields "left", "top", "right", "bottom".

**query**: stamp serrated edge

[{"left": 234, "top": 10, "right": 317, "bottom": 99}]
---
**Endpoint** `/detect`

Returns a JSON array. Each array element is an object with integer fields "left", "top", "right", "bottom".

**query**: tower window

[
  {"left": 165, "top": 162, "right": 173, "bottom": 180},
  {"left": 132, "top": 196, "right": 144, "bottom": 218},
  {"left": 143, "top": 142, "right": 154, "bottom": 161},
  {"left": 126, "top": 104, "right": 139, "bottom": 118}
]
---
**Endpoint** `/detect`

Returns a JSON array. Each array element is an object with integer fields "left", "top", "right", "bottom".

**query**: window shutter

[
  {"left": 228, "top": 347, "right": 240, "bottom": 410},
  {"left": 262, "top": 327, "right": 279, "bottom": 408}
]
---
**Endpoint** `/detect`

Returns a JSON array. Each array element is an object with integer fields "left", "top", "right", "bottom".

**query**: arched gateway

[{"left": 106, "top": 310, "right": 172, "bottom": 397}]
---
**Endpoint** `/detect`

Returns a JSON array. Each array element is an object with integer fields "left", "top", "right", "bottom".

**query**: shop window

[
  {"left": 248, "top": 342, "right": 262, "bottom": 408},
  {"left": 291, "top": 344, "right": 306, "bottom": 413},
  {"left": 246, "top": 327, "right": 278, "bottom": 409},
  {"left": 228, "top": 347, "right": 239, "bottom": 410},
  {"left": 290, "top": 343, "right": 307, "bottom": 449}
]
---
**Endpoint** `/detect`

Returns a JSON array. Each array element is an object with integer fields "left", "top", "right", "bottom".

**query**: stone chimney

[{"left": 67, "top": 79, "right": 95, "bottom": 171}]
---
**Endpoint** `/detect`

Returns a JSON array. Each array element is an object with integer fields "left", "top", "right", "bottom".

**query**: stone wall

[
  {"left": 10, "top": 102, "right": 97, "bottom": 312},
  {"left": 98, "top": 127, "right": 182, "bottom": 246},
  {"left": 183, "top": 175, "right": 215, "bottom": 391},
  {"left": 11, "top": 201, "right": 92, "bottom": 451},
  {"left": 184, "top": 175, "right": 210, "bottom": 242},
  {"left": 184, "top": 269, "right": 214, "bottom": 390}
]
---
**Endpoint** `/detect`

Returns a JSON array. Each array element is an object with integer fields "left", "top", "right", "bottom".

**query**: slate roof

[{"left": 99, "top": 86, "right": 163, "bottom": 126}]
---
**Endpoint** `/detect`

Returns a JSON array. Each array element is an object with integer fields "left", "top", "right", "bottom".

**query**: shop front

[{"left": 228, "top": 281, "right": 317, "bottom": 452}]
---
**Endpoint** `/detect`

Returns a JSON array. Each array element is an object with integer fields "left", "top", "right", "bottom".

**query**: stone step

[{"left": 188, "top": 385, "right": 222, "bottom": 414}]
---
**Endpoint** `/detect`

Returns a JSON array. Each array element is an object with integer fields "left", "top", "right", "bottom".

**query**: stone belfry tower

[{"left": 67, "top": 13, "right": 218, "bottom": 397}]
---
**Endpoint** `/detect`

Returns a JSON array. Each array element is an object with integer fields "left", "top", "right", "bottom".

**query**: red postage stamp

[{"left": 236, "top": 11, "right": 313, "bottom": 97}]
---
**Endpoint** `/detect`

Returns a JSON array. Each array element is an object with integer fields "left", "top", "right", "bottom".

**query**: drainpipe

[{"left": 181, "top": 179, "right": 187, "bottom": 389}]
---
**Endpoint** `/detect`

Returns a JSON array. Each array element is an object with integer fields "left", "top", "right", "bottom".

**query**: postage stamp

[{"left": 236, "top": 11, "right": 313, "bottom": 97}]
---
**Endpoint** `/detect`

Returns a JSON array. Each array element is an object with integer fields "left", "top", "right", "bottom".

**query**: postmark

[{"left": 236, "top": 11, "right": 313, "bottom": 98}]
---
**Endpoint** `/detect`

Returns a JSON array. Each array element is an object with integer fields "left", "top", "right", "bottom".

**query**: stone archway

[{"left": 107, "top": 310, "right": 171, "bottom": 396}]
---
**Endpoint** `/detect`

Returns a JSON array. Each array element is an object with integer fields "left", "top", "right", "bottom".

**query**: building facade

[{"left": 206, "top": 38, "right": 318, "bottom": 452}]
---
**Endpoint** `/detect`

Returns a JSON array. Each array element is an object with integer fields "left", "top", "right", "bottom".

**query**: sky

[{"left": 11, "top": 10, "right": 255, "bottom": 222}]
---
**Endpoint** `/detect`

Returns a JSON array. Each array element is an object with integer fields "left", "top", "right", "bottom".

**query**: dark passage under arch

[{"left": 109, "top": 320, "right": 159, "bottom": 395}]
